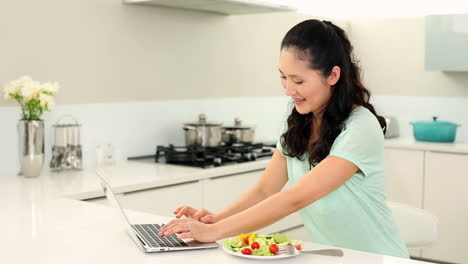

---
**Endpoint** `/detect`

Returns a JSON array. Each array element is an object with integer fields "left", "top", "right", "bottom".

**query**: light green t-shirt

[{"left": 277, "top": 106, "right": 409, "bottom": 258}]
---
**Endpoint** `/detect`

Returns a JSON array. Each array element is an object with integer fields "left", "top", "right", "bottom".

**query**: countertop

[
  {"left": 384, "top": 138, "right": 468, "bottom": 154},
  {"left": 1, "top": 159, "right": 431, "bottom": 264}
]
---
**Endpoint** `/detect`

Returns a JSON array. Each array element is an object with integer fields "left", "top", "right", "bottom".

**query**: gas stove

[{"left": 128, "top": 142, "right": 276, "bottom": 168}]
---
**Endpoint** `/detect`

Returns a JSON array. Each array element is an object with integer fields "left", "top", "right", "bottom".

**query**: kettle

[{"left": 383, "top": 116, "right": 400, "bottom": 139}]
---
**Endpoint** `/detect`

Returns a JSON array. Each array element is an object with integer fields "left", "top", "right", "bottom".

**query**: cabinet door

[
  {"left": 203, "top": 170, "right": 262, "bottom": 213},
  {"left": 120, "top": 181, "right": 203, "bottom": 217},
  {"left": 385, "top": 148, "right": 424, "bottom": 257},
  {"left": 425, "top": 14, "right": 468, "bottom": 71},
  {"left": 385, "top": 148, "right": 424, "bottom": 208},
  {"left": 422, "top": 152, "right": 468, "bottom": 264},
  {"left": 281, "top": 225, "right": 309, "bottom": 241},
  {"left": 203, "top": 170, "right": 303, "bottom": 234}
]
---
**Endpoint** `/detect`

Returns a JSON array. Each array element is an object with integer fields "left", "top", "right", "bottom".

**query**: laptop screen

[{"left": 96, "top": 169, "right": 144, "bottom": 248}]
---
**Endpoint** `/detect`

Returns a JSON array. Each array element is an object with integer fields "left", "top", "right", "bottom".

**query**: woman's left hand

[{"left": 158, "top": 218, "right": 221, "bottom": 243}]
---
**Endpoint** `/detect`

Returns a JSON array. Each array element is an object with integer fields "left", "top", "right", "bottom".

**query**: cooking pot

[
  {"left": 183, "top": 114, "right": 223, "bottom": 147},
  {"left": 410, "top": 116, "right": 461, "bottom": 142},
  {"left": 222, "top": 118, "right": 255, "bottom": 144}
]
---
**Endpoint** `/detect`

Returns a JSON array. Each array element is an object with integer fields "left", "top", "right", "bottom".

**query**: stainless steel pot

[
  {"left": 222, "top": 118, "right": 255, "bottom": 144},
  {"left": 183, "top": 114, "right": 223, "bottom": 147}
]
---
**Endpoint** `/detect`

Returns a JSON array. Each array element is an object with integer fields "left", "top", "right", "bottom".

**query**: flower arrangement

[{"left": 3, "top": 76, "right": 59, "bottom": 120}]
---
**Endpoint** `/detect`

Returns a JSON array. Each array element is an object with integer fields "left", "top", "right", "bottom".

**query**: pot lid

[
  {"left": 184, "top": 114, "right": 222, "bottom": 127},
  {"left": 411, "top": 116, "right": 460, "bottom": 126},
  {"left": 223, "top": 118, "right": 253, "bottom": 129}
]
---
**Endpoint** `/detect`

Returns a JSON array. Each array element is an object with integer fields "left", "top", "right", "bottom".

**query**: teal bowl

[{"left": 410, "top": 117, "right": 461, "bottom": 143}]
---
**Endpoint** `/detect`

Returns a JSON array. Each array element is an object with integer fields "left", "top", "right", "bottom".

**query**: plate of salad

[{"left": 222, "top": 233, "right": 302, "bottom": 260}]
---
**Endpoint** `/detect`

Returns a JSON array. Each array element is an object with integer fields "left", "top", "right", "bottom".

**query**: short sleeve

[{"left": 328, "top": 112, "right": 384, "bottom": 179}]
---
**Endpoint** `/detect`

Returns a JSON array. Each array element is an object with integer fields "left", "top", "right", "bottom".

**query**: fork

[{"left": 277, "top": 244, "right": 344, "bottom": 257}]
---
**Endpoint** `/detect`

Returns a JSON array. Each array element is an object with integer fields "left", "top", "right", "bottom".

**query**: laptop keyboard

[{"left": 132, "top": 224, "right": 189, "bottom": 248}]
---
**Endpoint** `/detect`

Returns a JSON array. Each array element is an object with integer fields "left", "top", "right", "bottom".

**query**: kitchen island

[{"left": 1, "top": 159, "right": 430, "bottom": 264}]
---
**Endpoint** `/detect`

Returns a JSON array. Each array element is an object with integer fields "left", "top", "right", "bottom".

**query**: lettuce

[
  {"left": 223, "top": 237, "right": 243, "bottom": 252},
  {"left": 270, "top": 233, "right": 290, "bottom": 244}
]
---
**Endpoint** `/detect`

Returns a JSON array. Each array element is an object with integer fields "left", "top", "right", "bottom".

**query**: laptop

[{"left": 96, "top": 169, "right": 219, "bottom": 252}]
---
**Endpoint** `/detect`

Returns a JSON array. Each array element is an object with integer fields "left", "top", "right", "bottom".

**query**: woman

[{"left": 159, "top": 19, "right": 409, "bottom": 258}]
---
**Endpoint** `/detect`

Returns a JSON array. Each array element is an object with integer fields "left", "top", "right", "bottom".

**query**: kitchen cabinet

[
  {"left": 85, "top": 181, "right": 203, "bottom": 217},
  {"left": 282, "top": 225, "right": 309, "bottom": 241},
  {"left": 85, "top": 169, "right": 303, "bottom": 234},
  {"left": 202, "top": 170, "right": 303, "bottom": 234},
  {"left": 385, "top": 145, "right": 468, "bottom": 263},
  {"left": 425, "top": 14, "right": 468, "bottom": 71},
  {"left": 421, "top": 151, "right": 468, "bottom": 264},
  {"left": 123, "top": 0, "right": 294, "bottom": 15},
  {"left": 201, "top": 170, "right": 262, "bottom": 213},
  {"left": 385, "top": 148, "right": 425, "bottom": 208},
  {"left": 120, "top": 181, "right": 203, "bottom": 217},
  {"left": 385, "top": 148, "right": 425, "bottom": 258}
]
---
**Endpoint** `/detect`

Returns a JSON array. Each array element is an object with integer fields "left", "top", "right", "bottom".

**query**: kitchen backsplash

[
  {"left": 0, "top": 96, "right": 291, "bottom": 176},
  {"left": 371, "top": 95, "right": 468, "bottom": 140},
  {"left": 0, "top": 95, "right": 467, "bottom": 176}
]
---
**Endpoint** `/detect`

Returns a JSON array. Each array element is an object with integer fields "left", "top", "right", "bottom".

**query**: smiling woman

[{"left": 158, "top": 19, "right": 409, "bottom": 259}]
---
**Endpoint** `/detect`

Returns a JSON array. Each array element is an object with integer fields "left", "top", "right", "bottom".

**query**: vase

[{"left": 18, "top": 120, "right": 45, "bottom": 177}]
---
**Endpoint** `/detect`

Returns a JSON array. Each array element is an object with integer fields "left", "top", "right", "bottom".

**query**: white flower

[
  {"left": 3, "top": 83, "right": 16, "bottom": 99},
  {"left": 41, "top": 82, "right": 59, "bottom": 95},
  {"left": 21, "top": 80, "right": 41, "bottom": 101},
  {"left": 3, "top": 75, "right": 32, "bottom": 99},
  {"left": 4, "top": 75, "right": 58, "bottom": 120},
  {"left": 39, "top": 93, "right": 55, "bottom": 110}
]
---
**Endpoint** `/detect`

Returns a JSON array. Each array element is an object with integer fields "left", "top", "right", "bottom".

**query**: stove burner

[{"left": 154, "top": 143, "right": 275, "bottom": 168}]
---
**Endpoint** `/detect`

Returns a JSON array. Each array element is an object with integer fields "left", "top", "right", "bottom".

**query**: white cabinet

[
  {"left": 425, "top": 14, "right": 468, "bottom": 71},
  {"left": 282, "top": 225, "right": 309, "bottom": 241},
  {"left": 202, "top": 171, "right": 262, "bottom": 213},
  {"left": 85, "top": 169, "right": 303, "bottom": 236},
  {"left": 202, "top": 170, "right": 303, "bottom": 234},
  {"left": 124, "top": 0, "right": 294, "bottom": 15},
  {"left": 421, "top": 152, "right": 468, "bottom": 264},
  {"left": 85, "top": 181, "right": 203, "bottom": 217},
  {"left": 385, "top": 148, "right": 425, "bottom": 257},
  {"left": 385, "top": 147, "right": 468, "bottom": 263},
  {"left": 385, "top": 148, "right": 424, "bottom": 208},
  {"left": 120, "top": 181, "right": 203, "bottom": 217}
]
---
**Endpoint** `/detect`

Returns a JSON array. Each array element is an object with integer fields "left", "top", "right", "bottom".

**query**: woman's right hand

[{"left": 173, "top": 205, "right": 219, "bottom": 223}]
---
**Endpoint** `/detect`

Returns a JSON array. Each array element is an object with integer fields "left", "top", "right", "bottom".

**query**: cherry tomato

[
  {"left": 295, "top": 244, "right": 302, "bottom": 251},
  {"left": 269, "top": 244, "right": 279, "bottom": 254},
  {"left": 241, "top": 248, "right": 252, "bottom": 255},
  {"left": 251, "top": 242, "right": 260, "bottom": 249},
  {"left": 243, "top": 236, "right": 250, "bottom": 245}
]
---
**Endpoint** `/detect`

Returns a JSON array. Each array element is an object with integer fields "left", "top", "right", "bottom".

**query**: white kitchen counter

[
  {"left": 0, "top": 160, "right": 430, "bottom": 264},
  {"left": 385, "top": 138, "right": 468, "bottom": 154}
]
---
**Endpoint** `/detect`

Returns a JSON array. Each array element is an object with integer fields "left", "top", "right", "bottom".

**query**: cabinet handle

[
  {"left": 428, "top": 150, "right": 468, "bottom": 155},
  {"left": 122, "top": 180, "right": 199, "bottom": 195},
  {"left": 209, "top": 170, "right": 263, "bottom": 180}
]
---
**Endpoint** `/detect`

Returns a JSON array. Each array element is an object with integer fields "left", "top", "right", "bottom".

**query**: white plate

[{"left": 222, "top": 244, "right": 300, "bottom": 260}]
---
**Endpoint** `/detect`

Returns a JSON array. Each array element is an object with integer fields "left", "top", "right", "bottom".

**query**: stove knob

[
  {"left": 214, "top": 158, "right": 222, "bottom": 165},
  {"left": 252, "top": 153, "right": 257, "bottom": 160},
  {"left": 244, "top": 153, "right": 252, "bottom": 160}
]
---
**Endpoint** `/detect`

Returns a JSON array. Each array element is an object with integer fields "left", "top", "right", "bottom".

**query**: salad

[{"left": 223, "top": 233, "right": 302, "bottom": 256}]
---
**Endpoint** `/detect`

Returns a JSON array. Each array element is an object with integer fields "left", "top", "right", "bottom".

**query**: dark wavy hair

[{"left": 280, "top": 19, "right": 386, "bottom": 166}]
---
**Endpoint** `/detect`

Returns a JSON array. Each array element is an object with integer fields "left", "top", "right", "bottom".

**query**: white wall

[
  {"left": 0, "top": 0, "right": 346, "bottom": 106},
  {"left": 349, "top": 17, "right": 468, "bottom": 97}
]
